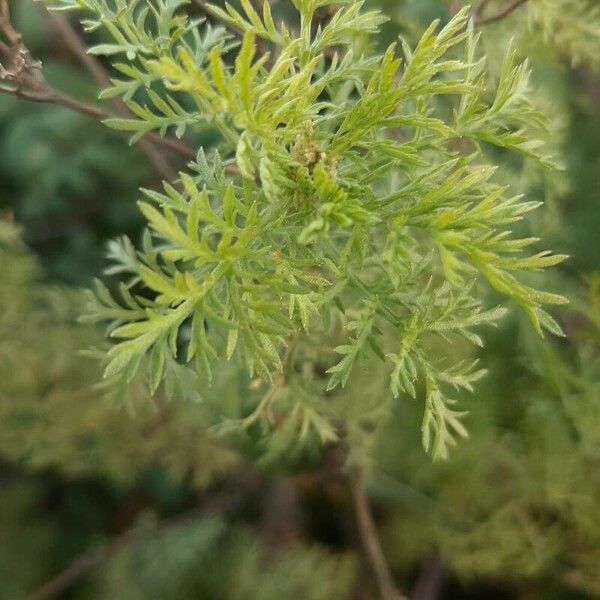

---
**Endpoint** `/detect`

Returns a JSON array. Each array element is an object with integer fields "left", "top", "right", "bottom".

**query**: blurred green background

[{"left": 0, "top": 1, "right": 598, "bottom": 599}]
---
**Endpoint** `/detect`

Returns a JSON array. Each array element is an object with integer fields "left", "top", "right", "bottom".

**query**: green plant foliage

[
  {"left": 102, "top": 515, "right": 226, "bottom": 600},
  {"left": 1, "top": 0, "right": 599, "bottom": 598},
  {"left": 519, "top": 0, "right": 600, "bottom": 68},
  {"left": 378, "top": 299, "right": 600, "bottom": 595},
  {"left": 224, "top": 533, "right": 355, "bottom": 600},
  {"left": 40, "top": 0, "right": 567, "bottom": 461},
  {"left": 451, "top": 0, "right": 600, "bottom": 69},
  {"left": 0, "top": 221, "right": 237, "bottom": 486},
  {"left": 0, "top": 480, "right": 59, "bottom": 599},
  {"left": 102, "top": 514, "right": 355, "bottom": 600}
]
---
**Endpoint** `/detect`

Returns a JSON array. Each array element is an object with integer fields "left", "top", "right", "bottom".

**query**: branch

[
  {"left": 262, "top": 477, "right": 303, "bottom": 547},
  {"left": 25, "top": 545, "right": 111, "bottom": 600},
  {"left": 350, "top": 470, "right": 408, "bottom": 600},
  {"left": 474, "top": 0, "right": 529, "bottom": 26},
  {"left": 24, "top": 509, "right": 206, "bottom": 600},
  {"left": 45, "top": 11, "right": 177, "bottom": 180},
  {"left": 25, "top": 467, "right": 261, "bottom": 600},
  {"left": 0, "top": 2, "right": 195, "bottom": 168},
  {"left": 3, "top": 78, "right": 196, "bottom": 158},
  {"left": 0, "top": 5, "right": 246, "bottom": 178},
  {"left": 471, "top": 0, "right": 492, "bottom": 20},
  {"left": 410, "top": 553, "right": 446, "bottom": 600}
]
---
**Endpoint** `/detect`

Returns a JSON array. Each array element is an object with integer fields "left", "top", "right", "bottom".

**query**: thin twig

[
  {"left": 262, "top": 477, "right": 303, "bottom": 547},
  {"left": 475, "top": 0, "right": 529, "bottom": 26},
  {"left": 0, "top": 0, "right": 18, "bottom": 45},
  {"left": 4, "top": 80, "right": 196, "bottom": 159},
  {"left": 26, "top": 467, "right": 261, "bottom": 600},
  {"left": 350, "top": 470, "right": 408, "bottom": 600},
  {"left": 25, "top": 509, "right": 207, "bottom": 600},
  {"left": 0, "top": 4, "right": 244, "bottom": 174},
  {"left": 410, "top": 552, "right": 446, "bottom": 600},
  {"left": 0, "top": 2, "right": 195, "bottom": 165},
  {"left": 46, "top": 12, "right": 111, "bottom": 88},
  {"left": 45, "top": 11, "right": 176, "bottom": 180},
  {"left": 471, "top": 0, "right": 492, "bottom": 21},
  {"left": 26, "top": 546, "right": 111, "bottom": 600}
]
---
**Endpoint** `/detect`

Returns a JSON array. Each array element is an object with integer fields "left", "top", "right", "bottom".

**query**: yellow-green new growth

[{"left": 44, "top": 0, "right": 567, "bottom": 459}]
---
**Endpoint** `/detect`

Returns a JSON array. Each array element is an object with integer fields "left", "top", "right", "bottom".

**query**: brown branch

[
  {"left": 25, "top": 509, "right": 208, "bottom": 600},
  {"left": 262, "top": 477, "right": 303, "bottom": 548},
  {"left": 350, "top": 470, "right": 408, "bottom": 600},
  {"left": 25, "top": 467, "right": 261, "bottom": 600},
  {"left": 474, "top": 0, "right": 529, "bottom": 26},
  {"left": 26, "top": 465, "right": 264, "bottom": 600},
  {"left": 0, "top": 4, "right": 246, "bottom": 179},
  {"left": 0, "top": 2, "right": 195, "bottom": 170},
  {"left": 145, "top": 129, "right": 196, "bottom": 159},
  {"left": 47, "top": 13, "right": 111, "bottom": 89},
  {"left": 2, "top": 78, "right": 196, "bottom": 159},
  {"left": 471, "top": 0, "right": 492, "bottom": 21},
  {"left": 410, "top": 553, "right": 446, "bottom": 600},
  {"left": 0, "top": 0, "right": 18, "bottom": 45},
  {"left": 42, "top": 87, "right": 107, "bottom": 119},
  {"left": 0, "top": 0, "right": 42, "bottom": 83},
  {"left": 25, "top": 545, "right": 111, "bottom": 600},
  {"left": 45, "top": 11, "right": 177, "bottom": 180}
]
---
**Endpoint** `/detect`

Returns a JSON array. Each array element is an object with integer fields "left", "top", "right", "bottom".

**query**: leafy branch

[{"left": 38, "top": 1, "right": 566, "bottom": 464}]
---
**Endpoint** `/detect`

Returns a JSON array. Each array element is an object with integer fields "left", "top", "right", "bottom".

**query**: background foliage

[{"left": 0, "top": 0, "right": 598, "bottom": 599}]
